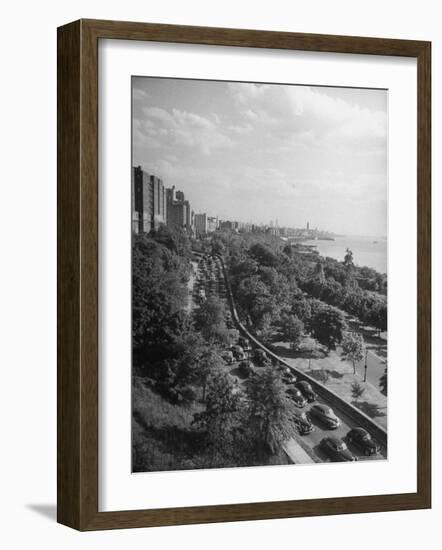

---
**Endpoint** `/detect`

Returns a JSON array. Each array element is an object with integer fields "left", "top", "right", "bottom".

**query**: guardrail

[{"left": 217, "top": 254, "right": 387, "bottom": 449}]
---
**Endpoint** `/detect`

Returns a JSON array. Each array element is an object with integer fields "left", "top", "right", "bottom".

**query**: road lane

[{"left": 292, "top": 393, "right": 387, "bottom": 463}]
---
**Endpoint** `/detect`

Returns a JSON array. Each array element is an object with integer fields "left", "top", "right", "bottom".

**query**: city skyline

[{"left": 132, "top": 77, "right": 387, "bottom": 237}]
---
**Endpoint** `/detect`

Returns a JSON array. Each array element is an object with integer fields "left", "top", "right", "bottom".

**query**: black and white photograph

[{"left": 131, "top": 76, "right": 388, "bottom": 473}]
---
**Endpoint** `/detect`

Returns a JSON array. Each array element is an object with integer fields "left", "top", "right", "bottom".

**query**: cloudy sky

[{"left": 132, "top": 77, "right": 387, "bottom": 236}]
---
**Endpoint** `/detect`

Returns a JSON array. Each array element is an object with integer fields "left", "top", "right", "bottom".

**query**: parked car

[
  {"left": 231, "top": 345, "right": 245, "bottom": 361},
  {"left": 253, "top": 349, "right": 270, "bottom": 367},
  {"left": 238, "top": 360, "right": 254, "bottom": 378},
  {"left": 279, "top": 366, "right": 297, "bottom": 384},
  {"left": 347, "top": 427, "right": 380, "bottom": 456},
  {"left": 282, "top": 372, "right": 297, "bottom": 384},
  {"left": 308, "top": 404, "right": 341, "bottom": 428},
  {"left": 221, "top": 350, "right": 234, "bottom": 365},
  {"left": 295, "top": 381, "right": 317, "bottom": 402},
  {"left": 287, "top": 387, "right": 307, "bottom": 408},
  {"left": 320, "top": 436, "right": 357, "bottom": 462},
  {"left": 225, "top": 311, "right": 234, "bottom": 329},
  {"left": 238, "top": 336, "right": 251, "bottom": 352},
  {"left": 292, "top": 411, "right": 315, "bottom": 435}
]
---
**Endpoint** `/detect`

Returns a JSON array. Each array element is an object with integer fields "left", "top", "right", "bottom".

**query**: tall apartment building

[
  {"left": 166, "top": 186, "right": 192, "bottom": 232},
  {"left": 131, "top": 170, "right": 139, "bottom": 233},
  {"left": 167, "top": 201, "right": 188, "bottom": 229},
  {"left": 132, "top": 166, "right": 153, "bottom": 233},
  {"left": 132, "top": 166, "right": 166, "bottom": 233},
  {"left": 151, "top": 175, "right": 167, "bottom": 229},
  {"left": 194, "top": 213, "right": 208, "bottom": 236}
]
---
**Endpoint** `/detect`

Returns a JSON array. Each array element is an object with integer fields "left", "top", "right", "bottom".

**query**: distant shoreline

[{"left": 303, "top": 235, "right": 387, "bottom": 276}]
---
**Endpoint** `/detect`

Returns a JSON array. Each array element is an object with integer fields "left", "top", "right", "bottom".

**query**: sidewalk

[{"left": 283, "top": 438, "right": 315, "bottom": 464}]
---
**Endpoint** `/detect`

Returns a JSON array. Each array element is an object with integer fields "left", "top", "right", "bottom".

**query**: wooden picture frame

[{"left": 57, "top": 18, "right": 431, "bottom": 530}]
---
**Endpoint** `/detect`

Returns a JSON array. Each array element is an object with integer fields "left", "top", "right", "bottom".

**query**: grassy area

[
  {"left": 133, "top": 376, "right": 290, "bottom": 472},
  {"left": 132, "top": 377, "right": 206, "bottom": 472}
]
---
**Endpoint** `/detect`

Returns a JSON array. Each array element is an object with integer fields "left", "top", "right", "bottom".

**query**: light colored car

[
  {"left": 231, "top": 345, "right": 245, "bottom": 361},
  {"left": 309, "top": 404, "right": 341, "bottom": 429}
]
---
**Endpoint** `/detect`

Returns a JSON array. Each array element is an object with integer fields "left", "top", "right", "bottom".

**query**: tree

[
  {"left": 351, "top": 381, "right": 365, "bottom": 400},
  {"left": 211, "top": 236, "right": 226, "bottom": 256},
  {"left": 279, "top": 314, "right": 304, "bottom": 350},
  {"left": 341, "top": 331, "right": 365, "bottom": 374},
  {"left": 249, "top": 242, "right": 279, "bottom": 267},
  {"left": 367, "top": 300, "right": 387, "bottom": 336},
  {"left": 245, "top": 368, "right": 297, "bottom": 453},
  {"left": 310, "top": 304, "right": 347, "bottom": 351},
  {"left": 192, "top": 372, "right": 246, "bottom": 464},
  {"left": 198, "top": 348, "right": 224, "bottom": 402},
  {"left": 313, "top": 260, "right": 326, "bottom": 284},
  {"left": 158, "top": 328, "right": 207, "bottom": 401},
  {"left": 236, "top": 276, "right": 278, "bottom": 329},
  {"left": 291, "top": 294, "right": 312, "bottom": 325},
  {"left": 132, "top": 235, "right": 188, "bottom": 368},
  {"left": 343, "top": 248, "right": 354, "bottom": 271},
  {"left": 194, "top": 296, "right": 231, "bottom": 345}
]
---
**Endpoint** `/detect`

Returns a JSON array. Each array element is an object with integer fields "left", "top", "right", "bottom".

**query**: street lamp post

[{"left": 363, "top": 348, "right": 368, "bottom": 382}]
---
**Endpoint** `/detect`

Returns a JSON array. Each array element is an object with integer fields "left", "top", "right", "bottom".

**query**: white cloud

[
  {"left": 230, "top": 82, "right": 387, "bottom": 146},
  {"left": 137, "top": 106, "right": 233, "bottom": 155}
]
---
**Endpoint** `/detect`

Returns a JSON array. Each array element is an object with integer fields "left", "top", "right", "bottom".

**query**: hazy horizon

[{"left": 132, "top": 77, "right": 388, "bottom": 236}]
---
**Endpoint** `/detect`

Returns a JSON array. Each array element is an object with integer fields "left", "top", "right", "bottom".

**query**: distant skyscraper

[{"left": 307, "top": 221, "right": 310, "bottom": 231}]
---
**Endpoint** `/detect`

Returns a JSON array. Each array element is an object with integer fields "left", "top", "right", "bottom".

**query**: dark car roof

[
  {"left": 313, "top": 404, "right": 331, "bottom": 413},
  {"left": 324, "top": 436, "right": 342, "bottom": 445},
  {"left": 298, "top": 381, "right": 312, "bottom": 388},
  {"left": 352, "top": 427, "right": 369, "bottom": 436}
]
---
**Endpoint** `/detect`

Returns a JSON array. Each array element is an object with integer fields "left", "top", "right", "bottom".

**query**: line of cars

[
  {"left": 194, "top": 255, "right": 226, "bottom": 304},
  {"left": 319, "top": 428, "right": 381, "bottom": 462},
  {"left": 283, "top": 376, "right": 381, "bottom": 462}
]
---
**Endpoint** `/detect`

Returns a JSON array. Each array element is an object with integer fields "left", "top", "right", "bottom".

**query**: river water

[{"left": 303, "top": 235, "right": 387, "bottom": 274}]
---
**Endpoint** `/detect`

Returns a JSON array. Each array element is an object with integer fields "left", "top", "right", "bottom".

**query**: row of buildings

[
  {"left": 132, "top": 166, "right": 334, "bottom": 241},
  {"left": 132, "top": 166, "right": 220, "bottom": 237}
]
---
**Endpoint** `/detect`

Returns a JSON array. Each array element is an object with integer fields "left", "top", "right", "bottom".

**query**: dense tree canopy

[
  {"left": 310, "top": 303, "right": 348, "bottom": 351},
  {"left": 246, "top": 368, "right": 297, "bottom": 453}
]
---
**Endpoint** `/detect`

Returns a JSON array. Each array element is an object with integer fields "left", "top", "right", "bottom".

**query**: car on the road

[
  {"left": 225, "top": 311, "right": 234, "bottom": 329},
  {"left": 231, "top": 345, "right": 245, "bottom": 361},
  {"left": 279, "top": 366, "right": 297, "bottom": 384},
  {"left": 292, "top": 411, "right": 315, "bottom": 435},
  {"left": 308, "top": 404, "right": 341, "bottom": 429},
  {"left": 320, "top": 436, "right": 357, "bottom": 462},
  {"left": 347, "top": 427, "right": 380, "bottom": 456},
  {"left": 238, "top": 360, "right": 254, "bottom": 378},
  {"left": 221, "top": 350, "right": 234, "bottom": 365},
  {"left": 253, "top": 349, "right": 270, "bottom": 367},
  {"left": 238, "top": 336, "right": 252, "bottom": 352},
  {"left": 295, "top": 381, "right": 317, "bottom": 402},
  {"left": 287, "top": 387, "right": 307, "bottom": 408}
]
